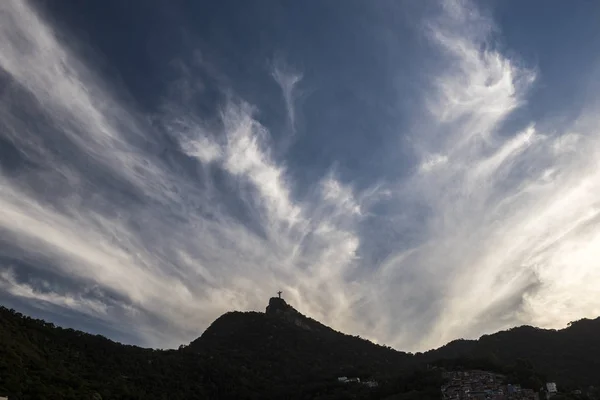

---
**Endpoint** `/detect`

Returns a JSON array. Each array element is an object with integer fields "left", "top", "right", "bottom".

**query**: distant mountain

[
  {"left": 421, "top": 317, "right": 600, "bottom": 390},
  {"left": 1, "top": 299, "right": 600, "bottom": 399}
]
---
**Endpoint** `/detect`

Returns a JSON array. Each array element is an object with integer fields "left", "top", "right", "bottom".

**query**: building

[
  {"left": 337, "top": 376, "right": 361, "bottom": 384},
  {"left": 545, "top": 382, "right": 558, "bottom": 399}
]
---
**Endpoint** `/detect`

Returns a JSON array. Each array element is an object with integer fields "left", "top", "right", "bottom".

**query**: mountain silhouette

[
  {"left": 188, "top": 298, "right": 412, "bottom": 381},
  {"left": 421, "top": 317, "right": 600, "bottom": 390},
  {"left": 1, "top": 300, "right": 600, "bottom": 399}
]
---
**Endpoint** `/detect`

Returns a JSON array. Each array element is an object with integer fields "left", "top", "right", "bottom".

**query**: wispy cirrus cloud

[
  {"left": 0, "top": 0, "right": 362, "bottom": 347},
  {"left": 366, "top": 0, "right": 600, "bottom": 350},
  {"left": 1, "top": 0, "right": 600, "bottom": 353},
  {"left": 271, "top": 60, "right": 303, "bottom": 134}
]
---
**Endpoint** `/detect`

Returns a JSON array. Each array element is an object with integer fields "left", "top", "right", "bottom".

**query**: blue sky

[{"left": 1, "top": 0, "right": 600, "bottom": 351}]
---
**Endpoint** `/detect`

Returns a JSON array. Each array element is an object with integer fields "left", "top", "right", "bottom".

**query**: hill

[
  {"left": 0, "top": 300, "right": 419, "bottom": 400},
  {"left": 0, "top": 305, "right": 239, "bottom": 400},
  {"left": 1, "top": 298, "right": 600, "bottom": 399},
  {"left": 421, "top": 318, "right": 600, "bottom": 390},
  {"left": 188, "top": 298, "right": 413, "bottom": 381}
]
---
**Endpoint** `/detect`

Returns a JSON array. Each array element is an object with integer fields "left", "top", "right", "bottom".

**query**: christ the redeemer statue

[{"left": 277, "top": 291, "right": 282, "bottom": 298}]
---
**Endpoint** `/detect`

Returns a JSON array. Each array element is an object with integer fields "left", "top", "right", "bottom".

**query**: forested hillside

[
  {"left": 0, "top": 303, "right": 419, "bottom": 400},
  {"left": 1, "top": 299, "right": 600, "bottom": 399},
  {"left": 423, "top": 318, "right": 600, "bottom": 389}
]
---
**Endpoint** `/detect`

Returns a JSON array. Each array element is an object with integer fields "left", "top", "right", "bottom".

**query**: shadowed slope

[
  {"left": 422, "top": 317, "right": 600, "bottom": 388},
  {"left": 190, "top": 298, "right": 412, "bottom": 382}
]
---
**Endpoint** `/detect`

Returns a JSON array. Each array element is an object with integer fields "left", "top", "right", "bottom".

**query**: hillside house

[{"left": 337, "top": 376, "right": 367, "bottom": 384}]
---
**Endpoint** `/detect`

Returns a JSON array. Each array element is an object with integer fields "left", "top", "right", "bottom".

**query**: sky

[{"left": 1, "top": 0, "right": 600, "bottom": 352}]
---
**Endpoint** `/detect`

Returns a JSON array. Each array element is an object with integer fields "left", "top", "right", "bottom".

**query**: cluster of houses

[
  {"left": 441, "top": 370, "right": 541, "bottom": 399},
  {"left": 335, "top": 369, "right": 561, "bottom": 398},
  {"left": 337, "top": 376, "right": 379, "bottom": 388}
]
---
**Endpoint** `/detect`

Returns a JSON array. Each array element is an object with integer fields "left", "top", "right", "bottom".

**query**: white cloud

[
  {"left": 272, "top": 61, "right": 303, "bottom": 132},
  {"left": 424, "top": 1, "right": 535, "bottom": 148},
  {"left": 420, "top": 153, "right": 448, "bottom": 172},
  {"left": 180, "top": 135, "right": 222, "bottom": 164},
  {"left": 321, "top": 176, "right": 362, "bottom": 216},
  {"left": 367, "top": 0, "right": 600, "bottom": 350},
  {"left": 0, "top": 268, "right": 109, "bottom": 317}
]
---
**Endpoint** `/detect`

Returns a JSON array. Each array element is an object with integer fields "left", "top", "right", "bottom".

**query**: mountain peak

[
  {"left": 265, "top": 296, "right": 292, "bottom": 314},
  {"left": 265, "top": 296, "right": 319, "bottom": 331}
]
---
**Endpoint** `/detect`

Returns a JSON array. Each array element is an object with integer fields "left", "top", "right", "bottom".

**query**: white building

[
  {"left": 338, "top": 377, "right": 361, "bottom": 383},
  {"left": 546, "top": 382, "right": 557, "bottom": 393}
]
